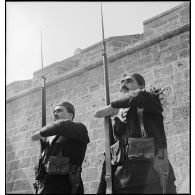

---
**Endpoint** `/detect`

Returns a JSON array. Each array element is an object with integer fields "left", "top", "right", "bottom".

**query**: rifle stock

[{"left": 104, "top": 117, "right": 113, "bottom": 194}]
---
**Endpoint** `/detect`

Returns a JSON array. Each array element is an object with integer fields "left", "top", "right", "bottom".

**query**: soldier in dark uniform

[
  {"left": 31, "top": 101, "right": 90, "bottom": 194},
  {"left": 95, "top": 73, "right": 176, "bottom": 194}
]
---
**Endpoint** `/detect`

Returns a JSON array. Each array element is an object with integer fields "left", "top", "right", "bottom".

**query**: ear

[
  {"left": 69, "top": 113, "right": 74, "bottom": 120},
  {"left": 138, "top": 84, "right": 145, "bottom": 90},
  {"left": 140, "top": 86, "right": 144, "bottom": 89}
]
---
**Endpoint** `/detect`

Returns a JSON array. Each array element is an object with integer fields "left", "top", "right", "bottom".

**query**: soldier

[
  {"left": 95, "top": 73, "right": 176, "bottom": 194},
  {"left": 31, "top": 101, "right": 90, "bottom": 194}
]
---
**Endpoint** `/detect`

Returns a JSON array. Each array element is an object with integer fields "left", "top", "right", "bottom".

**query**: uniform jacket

[{"left": 97, "top": 90, "right": 176, "bottom": 193}]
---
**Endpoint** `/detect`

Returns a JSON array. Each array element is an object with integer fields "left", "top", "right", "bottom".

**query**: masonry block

[
  {"left": 96, "top": 140, "right": 106, "bottom": 154},
  {"left": 183, "top": 69, "right": 190, "bottom": 80},
  {"left": 84, "top": 167, "right": 98, "bottom": 182},
  {"left": 139, "top": 54, "right": 153, "bottom": 67},
  {"left": 6, "top": 172, "right": 12, "bottom": 182},
  {"left": 163, "top": 54, "right": 178, "bottom": 65},
  {"left": 173, "top": 118, "right": 189, "bottom": 134},
  {"left": 6, "top": 182, "right": 15, "bottom": 192},
  {"left": 90, "top": 181, "right": 100, "bottom": 194},
  {"left": 20, "top": 158, "right": 31, "bottom": 168},
  {"left": 174, "top": 59, "right": 189, "bottom": 72},
  {"left": 177, "top": 174, "right": 189, "bottom": 193},
  {"left": 86, "top": 153, "right": 105, "bottom": 169},
  {"left": 167, "top": 136, "right": 182, "bottom": 154},
  {"left": 172, "top": 105, "right": 189, "bottom": 120},
  {"left": 173, "top": 81, "right": 190, "bottom": 105},
  {"left": 154, "top": 64, "right": 173, "bottom": 79},
  {"left": 9, "top": 160, "right": 20, "bottom": 172},
  {"left": 162, "top": 107, "right": 173, "bottom": 123},
  {"left": 170, "top": 151, "right": 189, "bottom": 168},
  {"left": 6, "top": 152, "right": 16, "bottom": 162},
  {"left": 83, "top": 182, "right": 90, "bottom": 194},
  {"left": 153, "top": 49, "right": 170, "bottom": 61},
  {"left": 179, "top": 133, "right": 189, "bottom": 151},
  {"left": 91, "top": 128, "right": 105, "bottom": 141},
  {"left": 178, "top": 48, "right": 190, "bottom": 59},
  {"left": 89, "top": 118, "right": 103, "bottom": 129},
  {"left": 170, "top": 72, "right": 183, "bottom": 85},
  {"left": 13, "top": 179, "right": 32, "bottom": 191},
  {"left": 86, "top": 141, "right": 97, "bottom": 155},
  {"left": 22, "top": 167, "right": 35, "bottom": 179},
  {"left": 11, "top": 170, "right": 27, "bottom": 181}
]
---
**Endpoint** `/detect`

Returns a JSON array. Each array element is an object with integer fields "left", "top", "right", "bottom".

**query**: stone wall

[
  {"left": 6, "top": 2, "right": 190, "bottom": 193},
  {"left": 143, "top": 2, "right": 189, "bottom": 39}
]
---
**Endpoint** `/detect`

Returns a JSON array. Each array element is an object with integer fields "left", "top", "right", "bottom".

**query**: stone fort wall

[{"left": 6, "top": 2, "right": 190, "bottom": 193}]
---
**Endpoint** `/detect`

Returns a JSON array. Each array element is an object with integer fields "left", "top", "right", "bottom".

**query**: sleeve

[
  {"left": 40, "top": 120, "right": 90, "bottom": 143},
  {"left": 111, "top": 91, "right": 163, "bottom": 115},
  {"left": 111, "top": 91, "right": 138, "bottom": 108}
]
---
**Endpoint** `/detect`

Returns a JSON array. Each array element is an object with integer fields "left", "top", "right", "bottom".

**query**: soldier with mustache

[{"left": 95, "top": 73, "right": 176, "bottom": 194}]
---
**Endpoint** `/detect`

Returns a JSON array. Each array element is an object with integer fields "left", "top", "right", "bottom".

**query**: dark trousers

[
  {"left": 38, "top": 175, "right": 84, "bottom": 194},
  {"left": 114, "top": 181, "right": 176, "bottom": 194},
  {"left": 97, "top": 161, "right": 177, "bottom": 194}
]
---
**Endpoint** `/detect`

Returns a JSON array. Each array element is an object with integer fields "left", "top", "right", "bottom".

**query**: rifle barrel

[
  {"left": 40, "top": 31, "right": 46, "bottom": 127},
  {"left": 100, "top": 2, "right": 113, "bottom": 194},
  {"left": 40, "top": 31, "right": 46, "bottom": 152}
]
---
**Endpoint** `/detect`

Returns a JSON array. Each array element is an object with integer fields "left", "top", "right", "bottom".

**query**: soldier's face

[
  {"left": 53, "top": 105, "right": 73, "bottom": 121},
  {"left": 120, "top": 76, "right": 140, "bottom": 93}
]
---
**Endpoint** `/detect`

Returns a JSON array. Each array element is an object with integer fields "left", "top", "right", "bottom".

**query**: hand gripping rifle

[
  {"left": 33, "top": 31, "right": 47, "bottom": 194},
  {"left": 100, "top": 3, "right": 113, "bottom": 194}
]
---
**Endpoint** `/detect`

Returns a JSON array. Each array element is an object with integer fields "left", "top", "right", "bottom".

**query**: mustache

[
  {"left": 120, "top": 85, "right": 129, "bottom": 91},
  {"left": 54, "top": 115, "right": 60, "bottom": 120}
]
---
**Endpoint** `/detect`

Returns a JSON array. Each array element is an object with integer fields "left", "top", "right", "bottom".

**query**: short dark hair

[
  {"left": 122, "top": 73, "right": 145, "bottom": 88},
  {"left": 56, "top": 101, "right": 75, "bottom": 119}
]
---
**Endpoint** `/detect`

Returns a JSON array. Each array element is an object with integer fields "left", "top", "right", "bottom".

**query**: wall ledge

[{"left": 6, "top": 23, "right": 189, "bottom": 103}]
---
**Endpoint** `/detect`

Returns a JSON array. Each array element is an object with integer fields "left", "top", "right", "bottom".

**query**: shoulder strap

[
  {"left": 137, "top": 107, "right": 148, "bottom": 138},
  {"left": 50, "top": 135, "right": 59, "bottom": 145}
]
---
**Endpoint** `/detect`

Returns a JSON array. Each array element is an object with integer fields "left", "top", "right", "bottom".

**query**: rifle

[
  {"left": 33, "top": 31, "right": 47, "bottom": 194},
  {"left": 100, "top": 3, "right": 113, "bottom": 194},
  {"left": 40, "top": 31, "right": 46, "bottom": 152}
]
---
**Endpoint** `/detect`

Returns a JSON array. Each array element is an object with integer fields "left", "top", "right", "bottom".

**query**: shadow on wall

[{"left": 6, "top": 138, "right": 36, "bottom": 194}]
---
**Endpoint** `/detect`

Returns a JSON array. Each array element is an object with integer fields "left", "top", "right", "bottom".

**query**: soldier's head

[
  {"left": 53, "top": 101, "right": 75, "bottom": 121},
  {"left": 120, "top": 73, "right": 145, "bottom": 93}
]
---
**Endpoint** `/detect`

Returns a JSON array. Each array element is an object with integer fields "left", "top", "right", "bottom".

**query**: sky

[{"left": 6, "top": 1, "right": 184, "bottom": 85}]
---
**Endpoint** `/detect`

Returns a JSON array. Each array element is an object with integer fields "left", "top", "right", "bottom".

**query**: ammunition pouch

[
  {"left": 126, "top": 108, "right": 155, "bottom": 161},
  {"left": 46, "top": 156, "right": 70, "bottom": 175},
  {"left": 127, "top": 137, "right": 155, "bottom": 161}
]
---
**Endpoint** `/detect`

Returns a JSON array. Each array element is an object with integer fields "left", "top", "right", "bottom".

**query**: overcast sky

[{"left": 6, "top": 1, "right": 184, "bottom": 85}]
